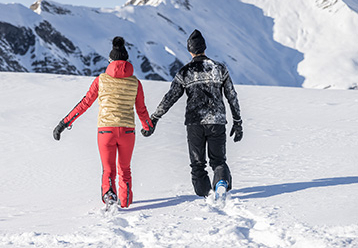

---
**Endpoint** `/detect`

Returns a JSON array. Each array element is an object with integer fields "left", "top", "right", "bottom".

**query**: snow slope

[
  {"left": 243, "top": 0, "right": 358, "bottom": 90},
  {"left": 0, "top": 72, "right": 358, "bottom": 247}
]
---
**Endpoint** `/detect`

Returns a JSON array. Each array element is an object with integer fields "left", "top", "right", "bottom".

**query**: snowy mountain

[
  {"left": 0, "top": 72, "right": 357, "bottom": 247},
  {"left": 0, "top": 0, "right": 358, "bottom": 89}
]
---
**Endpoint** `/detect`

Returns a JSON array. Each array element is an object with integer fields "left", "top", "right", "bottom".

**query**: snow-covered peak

[
  {"left": 124, "top": 0, "right": 191, "bottom": 9},
  {"left": 125, "top": 0, "right": 165, "bottom": 7},
  {"left": 30, "top": 0, "right": 72, "bottom": 15},
  {"left": 315, "top": 0, "right": 340, "bottom": 10},
  {"left": 29, "top": 0, "right": 41, "bottom": 14}
]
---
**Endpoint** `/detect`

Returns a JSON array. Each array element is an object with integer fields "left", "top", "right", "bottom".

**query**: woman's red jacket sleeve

[
  {"left": 136, "top": 80, "right": 153, "bottom": 130},
  {"left": 63, "top": 76, "right": 99, "bottom": 126}
]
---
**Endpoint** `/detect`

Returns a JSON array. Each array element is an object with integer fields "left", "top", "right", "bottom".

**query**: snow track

[{"left": 2, "top": 195, "right": 357, "bottom": 247}]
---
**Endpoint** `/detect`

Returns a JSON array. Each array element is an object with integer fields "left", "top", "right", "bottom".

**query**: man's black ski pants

[{"left": 186, "top": 124, "right": 232, "bottom": 197}]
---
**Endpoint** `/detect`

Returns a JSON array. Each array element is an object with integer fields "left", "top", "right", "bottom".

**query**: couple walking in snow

[{"left": 53, "top": 29, "right": 243, "bottom": 208}]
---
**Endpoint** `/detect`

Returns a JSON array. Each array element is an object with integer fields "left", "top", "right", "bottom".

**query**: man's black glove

[
  {"left": 230, "top": 119, "right": 243, "bottom": 142},
  {"left": 53, "top": 120, "right": 67, "bottom": 141},
  {"left": 141, "top": 116, "right": 158, "bottom": 137}
]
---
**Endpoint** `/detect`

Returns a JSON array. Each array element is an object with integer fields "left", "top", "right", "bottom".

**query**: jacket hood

[{"left": 106, "top": 60, "right": 134, "bottom": 78}]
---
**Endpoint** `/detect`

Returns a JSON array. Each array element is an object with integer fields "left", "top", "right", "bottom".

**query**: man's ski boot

[
  {"left": 103, "top": 189, "right": 118, "bottom": 211},
  {"left": 215, "top": 180, "right": 228, "bottom": 201}
]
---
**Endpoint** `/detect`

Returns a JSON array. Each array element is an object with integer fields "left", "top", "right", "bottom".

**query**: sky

[{"left": 0, "top": 0, "right": 128, "bottom": 8}]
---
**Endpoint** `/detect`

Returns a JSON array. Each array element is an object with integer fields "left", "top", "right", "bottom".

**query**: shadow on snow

[
  {"left": 120, "top": 177, "right": 358, "bottom": 211},
  {"left": 231, "top": 176, "right": 358, "bottom": 199}
]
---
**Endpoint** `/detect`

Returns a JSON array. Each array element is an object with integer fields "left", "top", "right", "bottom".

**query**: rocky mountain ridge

[{"left": 0, "top": 0, "right": 357, "bottom": 89}]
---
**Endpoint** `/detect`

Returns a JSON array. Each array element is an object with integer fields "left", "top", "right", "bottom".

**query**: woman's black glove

[
  {"left": 230, "top": 120, "right": 243, "bottom": 142},
  {"left": 53, "top": 120, "right": 67, "bottom": 141},
  {"left": 141, "top": 116, "right": 159, "bottom": 137}
]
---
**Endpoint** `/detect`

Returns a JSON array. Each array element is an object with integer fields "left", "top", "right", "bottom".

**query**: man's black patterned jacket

[{"left": 153, "top": 55, "right": 241, "bottom": 125}]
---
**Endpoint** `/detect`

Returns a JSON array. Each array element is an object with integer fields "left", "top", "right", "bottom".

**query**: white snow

[
  {"left": 0, "top": 2, "right": 41, "bottom": 25},
  {"left": 242, "top": 0, "right": 358, "bottom": 89},
  {"left": 0, "top": 72, "right": 357, "bottom": 247},
  {"left": 164, "top": 46, "right": 176, "bottom": 56}
]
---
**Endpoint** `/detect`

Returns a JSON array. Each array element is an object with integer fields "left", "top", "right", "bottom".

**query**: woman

[{"left": 53, "top": 36, "right": 153, "bottom": 208}]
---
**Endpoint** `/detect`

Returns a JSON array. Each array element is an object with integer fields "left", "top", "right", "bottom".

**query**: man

[{"left": 142, "top": 29, "right": 243, "bottom": 198}]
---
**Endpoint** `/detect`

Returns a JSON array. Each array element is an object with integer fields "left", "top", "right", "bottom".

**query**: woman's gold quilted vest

[{"left": 97, "top": 73, "right": 138, "bottom": 127}]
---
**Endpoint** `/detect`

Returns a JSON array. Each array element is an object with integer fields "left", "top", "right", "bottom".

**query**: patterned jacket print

[{"left": 153, "top": 55, "right": 241, "bottom": 125}]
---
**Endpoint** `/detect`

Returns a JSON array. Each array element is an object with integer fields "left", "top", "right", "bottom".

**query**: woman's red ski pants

[{"left": 97, "top": 127, "right": 135, "bottom": 208}]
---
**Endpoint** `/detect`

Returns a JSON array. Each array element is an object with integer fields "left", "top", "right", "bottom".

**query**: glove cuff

[
  {"left": 151, "top": 114, "right": 160, "bottom": 120},
  {"left": 60, "top": 119, "right": 72, "bottom": 130},
  {"left": 233, "top": 118, "right": 242, "bottom": 125},
  {"left": 59, "top": 120, "right": 67, "bottom": 127}
]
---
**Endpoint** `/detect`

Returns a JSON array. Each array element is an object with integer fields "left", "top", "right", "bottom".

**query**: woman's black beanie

[{"left": 109, "top": 36, "right": 129, "bottom": 61}]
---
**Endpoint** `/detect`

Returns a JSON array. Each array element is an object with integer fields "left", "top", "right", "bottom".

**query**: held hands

[
  {"left": 230, "top": 119, "right": 243, "bottom": 142},
  {"left": 53, "top": 120, "right": 68, "bottom": 141},
  {"left": 141, "top": 116, "right": 159, "bottom": 137}
]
